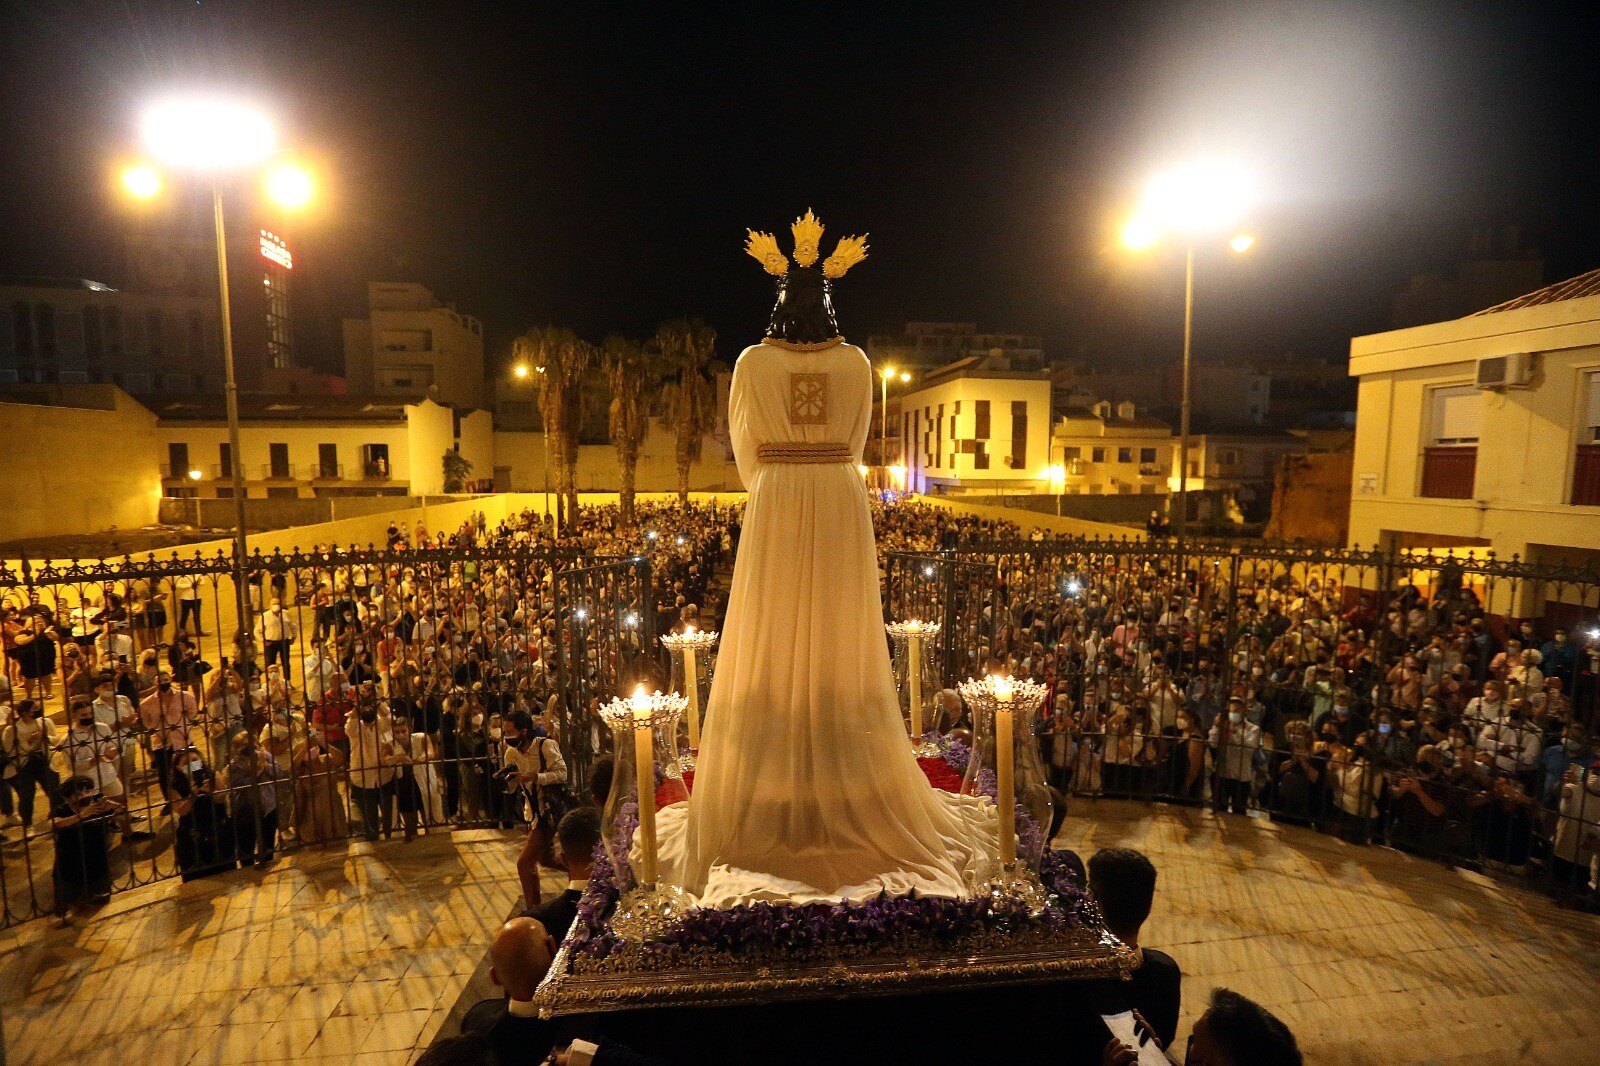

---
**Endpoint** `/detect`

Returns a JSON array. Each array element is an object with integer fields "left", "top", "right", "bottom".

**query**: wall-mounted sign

[
  {"left": 259, "top": 230, "right": 292, "bottom": 269},
  {"left": 1358, "top": 473, "right": 1378, "bottom": 495}
]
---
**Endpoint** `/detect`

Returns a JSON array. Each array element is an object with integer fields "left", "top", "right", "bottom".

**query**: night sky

[{"left": 2, "top": 0, "right": 1598, "bottom": 376}]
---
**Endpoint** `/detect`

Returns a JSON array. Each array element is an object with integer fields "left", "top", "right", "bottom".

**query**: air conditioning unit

[{"left": 1475, "top": 352, "right": 1535, "bottom": 390}]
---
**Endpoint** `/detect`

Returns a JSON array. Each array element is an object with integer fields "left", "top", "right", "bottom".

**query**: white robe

[{"left": 656, "top": 341, "right": 994, "bottom": 907}]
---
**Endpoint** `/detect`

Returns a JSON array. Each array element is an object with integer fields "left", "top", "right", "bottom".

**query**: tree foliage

[
  {"left": 653, "top": 318, "right": 718, "bottom": 504},
  {"left": 511, "top": 325, "right": 594, "bottom": 527},
  {"left": 602, "top": 334, "right": 654, "bottom": 524}
]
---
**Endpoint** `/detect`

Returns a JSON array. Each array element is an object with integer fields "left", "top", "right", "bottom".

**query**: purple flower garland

[{"left": 564, "top": 737, "right": 1087, "bottom": 965}]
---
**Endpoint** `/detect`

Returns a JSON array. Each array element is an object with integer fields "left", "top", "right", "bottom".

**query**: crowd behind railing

[
  {"left": 0, "top": 501, "right": 739, "bottom": 925},
  {"left": 3, "top": 497, "right": 1599, "bottom": 926}
]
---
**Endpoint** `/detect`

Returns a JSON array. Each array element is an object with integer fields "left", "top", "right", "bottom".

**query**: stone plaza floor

[{"left": 2, "top": 802, "right": 1598, "bottom": 1065}]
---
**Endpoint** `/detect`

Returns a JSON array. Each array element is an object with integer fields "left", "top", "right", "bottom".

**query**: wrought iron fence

[
  {"left": 551, "top": 555, "right": 662, "bottom": 795},
  {"left": 884, "top": 552, "right": 999, "bottom": 686},
  {"left": 0, "top": 542, "right": 592, "bottom": 927},
  {"left": 894, "top": 536, "right": 1600, "bottom": 905}
]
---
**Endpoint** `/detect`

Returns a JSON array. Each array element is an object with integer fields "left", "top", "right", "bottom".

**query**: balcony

[
  {"left": 1419, "top": 446, "right": 1477, "bottom": 500},
  {"left": 311, "top": 463, "right": 346, "bottom": 480},
  {"left": 1573, "top": 445, "right": 1600, "bottom": 506},
  {"left": 260, "top": 463, "right": 298, "bottom": 480},
  {"left": 361, "top": 462, "right": 393, "bottom": 481}
]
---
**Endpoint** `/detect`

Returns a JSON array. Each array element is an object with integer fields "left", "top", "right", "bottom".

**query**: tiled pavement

[{"left": 3, "top": 804, "right": 1598, "bottom": 1064}]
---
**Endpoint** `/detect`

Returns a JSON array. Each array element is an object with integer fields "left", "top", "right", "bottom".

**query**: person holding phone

[{"left": 50, "top": 775, "right": 118, "bottom": 924}]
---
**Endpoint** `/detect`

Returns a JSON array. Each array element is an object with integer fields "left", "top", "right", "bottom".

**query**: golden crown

[{"left": 744, "top": 208, "right": 869, "bottom": 279}]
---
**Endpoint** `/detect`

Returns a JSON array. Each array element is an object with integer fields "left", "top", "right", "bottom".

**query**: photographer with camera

[{"left": 501, "top": 709, "right": 567, "bottom": 910}]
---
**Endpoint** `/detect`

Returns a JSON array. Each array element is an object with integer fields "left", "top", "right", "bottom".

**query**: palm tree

[
  {"left": 512, "top": 326, "right": 594, "bottom": 529},
  {"left": 654, "top": 318, "right": 717, "bottom": 504},
  {"left": 602, "top": 335, "right": 653, "bottom": 524}
]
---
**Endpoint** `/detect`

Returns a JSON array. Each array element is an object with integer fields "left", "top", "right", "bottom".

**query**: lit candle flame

[
  {"left": 991, "top": 674, "right": 1014, "bottom": 703},
  {"left": 629, "top": 684, "right": 652, "bottom": 716}
]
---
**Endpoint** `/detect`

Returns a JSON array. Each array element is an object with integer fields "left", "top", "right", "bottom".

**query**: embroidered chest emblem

[{"left": 788, "top": 373, "right": 829, "bottom": 425}]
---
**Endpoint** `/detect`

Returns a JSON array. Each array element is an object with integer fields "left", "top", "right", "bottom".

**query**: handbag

[{"left": 533, "top": 738, "right": 575, "bottom": 831}]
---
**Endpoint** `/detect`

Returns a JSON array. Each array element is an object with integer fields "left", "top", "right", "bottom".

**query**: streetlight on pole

[
  {"left": 128, "top": 94, "right": 312, "bottom": 649},
  {"left": 514, "top": 362, "right": 554, "bottom": 536},
  {"left": 1121, "top": 161, "right": 1255, "bottom": 545},
  {"left": 879, "top": 367, "right": 910, "bottom": 490}
]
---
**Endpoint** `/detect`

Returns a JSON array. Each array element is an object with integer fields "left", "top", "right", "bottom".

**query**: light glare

[
  {"left": 1230, "top": 234, "right": 1256, "bottom": 253},
  {"left": 264, "top": 162, "right": 313, "bottom": 209},
  {"left": 142, "top": 96, "right": 274, "bottom": 171},
  {"left": 122, "top": 164, "right": 162, "bottom": 199},
  {"left": 1139, "top": 161, "right": 1252, "bottom": 235},
  {"left": 1120, "top": 215, "right": 1160, "bottom": 251}
]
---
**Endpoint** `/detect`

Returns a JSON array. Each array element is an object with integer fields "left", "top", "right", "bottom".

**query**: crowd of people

[{"left": 4, "top": 496, "right": 1599, "bottom": 922}]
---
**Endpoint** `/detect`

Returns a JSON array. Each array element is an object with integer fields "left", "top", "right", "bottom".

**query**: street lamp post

[
  {"left": 1120, "top": 162, "right": 1255, "bottom": 546},
  {"left": 514, "top": 362, "right": 555, "bottom": 536},
  {"left": 879, "top": 367, "right": 910, "bottom": 491},
  {"left": 131, "top": 95, "right": 310, "bottom": 651}
]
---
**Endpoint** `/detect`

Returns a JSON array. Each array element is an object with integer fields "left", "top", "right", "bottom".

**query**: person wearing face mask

[
  {"left": 501, "top": 709, "right": 568, "bottom": 910},
  {"left": 1388, "top": 745, "right": 1451, "bottom": 856},
  {"left": 90, "top": 673, "right": 141, "bottom": 788},
  {"left": 1550, "top": 760, "right": 1600, "bottom": 898},
  {"left": 1539, "top": 724, "right": 1590, "bottom": 809},
  {"left": 139, "top": 670, "right": 197, "bottom": 804},
  {"left": 1475, "top": 698, "right": 1542, "bottom": 784},
  {"left": 62, "top": 697, "right": 149, "bottom": 841},
  {"left": 292, "top": 729, "right": 349, "bottom": 845},
  {"left": 1367, "top": 709, "right": 1415, "bottom": 775},
  {"left": 345, "top": 687, "right": 398, "bottom": 842},
  {"left": 1327, "top": 735, "right": 1383, "bottom": 843},
  {"left": 168, "top": 746, "right": 237, "bottom": 881},
  {"left": 1314, "top": 688, "right": 1368, "bottom": 747},
  {"left": 1207, "top": 698, "right": 1261, "bottom": 816},
  {"left": 257, "top": 598, "right": 299, "bottom": 678},
  {"left": 221, "top": 733, "right": 284, "bottom": 867}
]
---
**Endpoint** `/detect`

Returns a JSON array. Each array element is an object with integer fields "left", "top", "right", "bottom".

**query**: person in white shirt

[
  {"left": 174, "top": 573, "right": 206, "bottom": 635},
  {"left": 302, "top": 638, "right": 342, "bottom": 705},
  {"left": 501, "top": 709, "right": 567, "bottom": 909},
  {"left": 345, "top": 686, "right": 397, "bottom": 841},
  {"left": 90, "top": 674, "right": 140, "bottom": 786},
  {"left": 95, "top": 621, "right": 134, "bottom": 673},
  {"left": 1142, "top": 670, "right": 1184, "bottom": 731},
  {"left": 1208, "top": 697, "right": 1262, "bottom": 815},
  {"left": 1463, "top": 681, "right": 1508, "bottom": 730},
  {"left": 258, "top": 598, "right": 299, "bottom": 676},
  {"left": 2, "top": 700, "right": 60, "bottom": 829},
  {"left": 63, "top": 697, "right": 149, "bottom": 839},
  {"left": 1476, "top": 700, "right": 1543, "bottom": 778}
]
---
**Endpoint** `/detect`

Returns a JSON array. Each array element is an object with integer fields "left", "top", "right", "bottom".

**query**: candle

[
  {"left": 907, "top": 624, "right": 924, "bottom": 741},
  {"left": 683, "top": 635, "right": 700, "bottom": 751},
  {"left": 992, "top": 675, "right": 1016, "bottom": 866},
  {"left": 630, "top": 684, "right": 658, "bottom": 885}
]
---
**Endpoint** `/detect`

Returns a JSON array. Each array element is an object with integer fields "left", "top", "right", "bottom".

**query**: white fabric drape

[{"left": 656, "top": 342, "right": 994, "bottom": 908}]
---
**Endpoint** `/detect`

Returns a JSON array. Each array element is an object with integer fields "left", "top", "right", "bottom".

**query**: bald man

[{"left": 461, "top": 917, "right": 560, "bottom": 1063}]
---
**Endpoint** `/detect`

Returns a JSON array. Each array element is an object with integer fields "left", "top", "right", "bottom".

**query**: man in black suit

[
  {"left": 461, "top": 917, "right": 561, "bottom": 1063},
  {"left": 1088, "top": 847, "right": 1182, "bottom": 1049},
  {"left": 528, "top": 807, "right": 601, "bottom": 941}
]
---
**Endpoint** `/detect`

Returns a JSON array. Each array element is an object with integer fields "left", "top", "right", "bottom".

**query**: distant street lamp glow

[
  {"left": 141, "top": 96, "right": 274, "bottom": 171},
  {"left": 121, "top": 164, "right": 162, "bottom": 199},
  {"left": 187, "top": 468, "right": 203, "bottom": 481},
  {"left": 1229, "top": 234, "right": 1256, "bottom": 254},
  {"left": 264, "top": 162, "right": 314, "bottom": 209},
  {"left": 899, "top": 371, "right": 911, "bottom": 383},
  {"left": 514, "top": 364, "right": 530, "bottom": 379}
]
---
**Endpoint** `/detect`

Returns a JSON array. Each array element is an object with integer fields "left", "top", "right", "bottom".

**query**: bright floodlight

[
  {"left": 1120, "top": 214, "right": 1160, "bottom": 251},
  {"left": 1230, "top": 234, "right": 1256, "bottom": 254},
  {"left": 264, "top": 162, "right": 313, "bottom": 209},
  {"left": 187, "top": 468, "right": 203, "bottom": 481},
  {"left": 141, "top": 96, "right": 274, "bottom": 171},
  {"left": 122, "top": 164, "right": 162, "bottom": 199},
  {"left": 514, "top": 364, "right": 531, "bottom": 379},
  {"left": 1139, "top": 162, "right": 1252, "bottom": 235}
]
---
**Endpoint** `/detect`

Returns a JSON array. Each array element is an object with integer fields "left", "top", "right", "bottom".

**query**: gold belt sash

[{"left": 757, "top": 441, "right": 853, "bottom": 465}]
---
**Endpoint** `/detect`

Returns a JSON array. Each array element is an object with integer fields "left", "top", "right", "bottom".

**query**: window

[
  {"left": 268, "top": 443, "right": 290, "bottom": 478},
  {"left": 264, "top": 268, "right": 292, "bottom": 369},
  {"left": 974, "top": 400, "right": 991, "bottom": 439},
  {"left": 1062, "top": 446, "right": 1080, "bottom": 461},
  {"left": 266, "top": 487, "right": 298, "bottom": 499},
  {"left": 318, "top": 443, "right": 339, "bottom": 479},
  {"left": 1220, "top": 448, "right": 1240, "bottom": 465},
  {"left": 974, "top": 443, "right": 989, "bottom": 470},
  {"left": 1010, "top": 401, "right": 1027, "bottom": 469},
  {"left": 1139, "top": 448, "right": 1156, "bottom": 464},
  {"left": 1421, "top": 385, "right": 1480, "bottom": 499},
  {"left": 362, "top": 443, "right": 390, "bottom": 479},
  {"left": 1091, "top": 447, "right": 1106, "bottom": 463},
  {"left": 1117, "top": 448, "right": 1133, "bottom": 463},
  {"left": 379, "top": 328, "right": 432, "bottom": 351},
  {"left": 216, "top": 486, "right": 235, "bottom": 499},
  {"left": 1573, "top": 371, "right": 1600, "bottom": 506},
  {"left": 936, "top": 404, "right": 945, "bottom": 468},
  {"left": 218, "top": 442, "right": 232, "bottom": 478},
  {"left": 167, "top": 442, "right": 189, "bottom": 479}
]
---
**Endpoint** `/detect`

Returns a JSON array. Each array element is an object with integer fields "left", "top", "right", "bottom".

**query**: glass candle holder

[
  {"left": 957, "top": 674, "right": 1054, "bottom": 913},
  {"left": 599, "top": 686, "right": 694, "bottom": 940},
  {"left": 660, "top": 627, "right": 718, "bottom": 770},
  {"left": 886, "top": 619, "right": 942, "bottom": 757}
]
